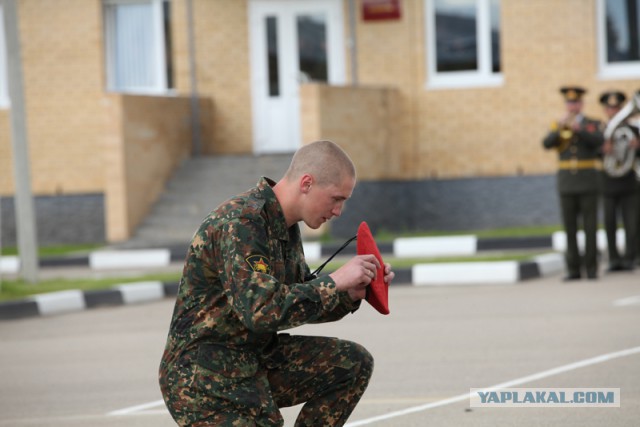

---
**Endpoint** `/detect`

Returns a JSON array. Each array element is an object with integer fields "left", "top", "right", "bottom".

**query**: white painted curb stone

[
  {"left": 90, "top": 249, "right": 171, "bottom": 269},
  {"left": 302, "top": 242, "right": 322, "bottom": 262},
  {"left": 532, "top": 252, "right": 564, "bottom": 277},
  {"left": 32, "top": 290, "right": 86, "bottom": 315},
  {"left": 115, "top": 281, "right": 165, "bottom": 304},
  {"left": 394, "top": 235, "right": 477, "bottom": 258},
  {"left": 0, "top": 256, "right": 20, "bottom": 274},
  {"left": 552, "top": 230, "right": 610, "bottom": 252},
  {"left": 413, "top": 261, "right": 519, "bottom": 285}
]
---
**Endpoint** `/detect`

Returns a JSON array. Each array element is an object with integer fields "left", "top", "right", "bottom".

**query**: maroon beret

[{"left": 357, "top": 221, "right": 390, "bottom": 315}]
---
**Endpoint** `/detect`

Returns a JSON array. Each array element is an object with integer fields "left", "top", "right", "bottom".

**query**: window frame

[
  {"left": 0, "top": 4, "right": 9, "bottom": 108},
  {"left": 425, "top": 0, "right": 503, "bottom": 90},
  {"left": 103, "top": 0, "right": 172, "bottom": 94},
  {"left": 596, "top": 0, "right": 640, "bottom": 80}
]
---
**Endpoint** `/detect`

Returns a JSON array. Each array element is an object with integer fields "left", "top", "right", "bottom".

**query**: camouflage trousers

[{"left": 160, "top": 334, "right": 374, "bottom": 426}]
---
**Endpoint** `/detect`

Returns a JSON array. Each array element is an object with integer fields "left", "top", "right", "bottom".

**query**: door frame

[{"left": 249, "top": 0, "right": 346, "bottom": 154}]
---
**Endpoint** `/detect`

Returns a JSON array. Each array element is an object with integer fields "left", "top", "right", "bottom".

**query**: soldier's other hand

[
  {"left": 602, "top": 139, "right": 613, "bottom": 154},
  {"left": 347, "top": 286, "right": 367, "bottom": 301},
  {"left": 383, "top": 262, "right": 395, "bottom": 285},
  {"left": 330, "top": 254, "right": 380, "bottom": 298}
]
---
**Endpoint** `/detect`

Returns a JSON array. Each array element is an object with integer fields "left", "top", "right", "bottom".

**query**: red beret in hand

[{"left": 357, "top": 221, "right": 390, "bottom": 315}]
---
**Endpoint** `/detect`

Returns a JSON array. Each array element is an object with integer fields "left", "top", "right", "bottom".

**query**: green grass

[
  {"left": 0, "top": 272, "right": 181, "bottom": 302},
  {"left": 0, "top": 243, "right": 105, "bottom": 258}
]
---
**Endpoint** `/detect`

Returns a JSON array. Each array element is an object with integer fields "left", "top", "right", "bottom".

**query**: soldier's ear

[{"left": 299, "top": 174, "right": 314, "bottom": 194}]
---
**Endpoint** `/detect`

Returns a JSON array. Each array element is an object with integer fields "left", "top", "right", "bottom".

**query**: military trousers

[
  {"left": 560, "top": 192, "right": 599, "bottom": 277},
  {"left": 163, "top": 334, "right": 373, "bottom": 426},
  {"left": 603, "top": 191, "right": 638, "bottom": 269}
]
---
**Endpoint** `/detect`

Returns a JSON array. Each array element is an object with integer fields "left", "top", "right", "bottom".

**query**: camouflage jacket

[{"left": 160, "top": 177, "right": 360, "bottom": 369}]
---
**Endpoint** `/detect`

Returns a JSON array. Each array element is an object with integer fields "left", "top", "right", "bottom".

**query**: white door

[{"left": 249, "top": 0, "right": 346, "bottom": 154}]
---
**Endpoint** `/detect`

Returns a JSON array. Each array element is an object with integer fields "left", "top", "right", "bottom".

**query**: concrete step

[{"left": 120, "top": 154, "right": 291, "bottom": 248}]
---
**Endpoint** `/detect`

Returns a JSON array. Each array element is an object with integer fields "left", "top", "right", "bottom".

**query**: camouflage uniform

[{"left": 159, "top": 177, "right": 373, "bottom": 426}]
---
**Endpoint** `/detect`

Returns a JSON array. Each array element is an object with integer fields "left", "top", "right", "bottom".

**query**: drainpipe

[
  {"left": 186, "top": 0, "right": 202, "bottom": 156},
  {"left": 348, "top": 0, "right": 358, "bottom": 85}
]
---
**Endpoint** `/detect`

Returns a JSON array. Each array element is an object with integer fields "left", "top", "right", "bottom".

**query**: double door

[{"left": 249, "top": 0, "right": 346, "bottom": 153}]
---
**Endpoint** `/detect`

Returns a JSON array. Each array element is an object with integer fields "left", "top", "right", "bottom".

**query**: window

[
  {"left": 297, "top": 14, "right": 329, "bottom": 83},
  {"left": 598, "top": 0, "right": 640, "bottom": 79},
  {"left": 0, "top": 4, "right": 8, "bottom": 108},
  {"left": 425, "top": 0, "right": 502, "bottom": 89},
  {"left": 103, "top": 0, "right": 174, "bottom": 93}
]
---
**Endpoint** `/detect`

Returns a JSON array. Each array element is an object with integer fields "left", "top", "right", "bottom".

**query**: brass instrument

[
  {"left": 603, "top": 90, "right": 640, "bottom": 178},
  {"left": 553, "top": 112, "right": 577, "bottom": 152}
]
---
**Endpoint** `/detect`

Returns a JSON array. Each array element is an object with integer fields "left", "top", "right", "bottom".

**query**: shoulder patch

[{"left": 246, "top": 255, "right": 271, "bottom": 274}]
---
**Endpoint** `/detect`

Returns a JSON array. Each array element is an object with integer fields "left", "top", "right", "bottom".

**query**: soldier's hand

[
  {"left": 330, "top": 254, "right": 380, "bottom": 300},
  {"left": 602, "top": 139, "right": 613, "bottom": 154}
]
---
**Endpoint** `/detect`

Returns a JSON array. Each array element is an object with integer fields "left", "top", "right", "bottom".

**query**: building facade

[{"left": 1, "top": 0, "right": 639, "bottom": 244}]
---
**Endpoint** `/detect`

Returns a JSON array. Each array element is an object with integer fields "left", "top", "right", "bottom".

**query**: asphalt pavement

[{"left": 0, "top": 269, "right": 638, "bottom": 426}]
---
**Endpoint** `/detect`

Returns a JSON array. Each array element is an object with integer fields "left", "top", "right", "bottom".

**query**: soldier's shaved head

[{"left": 283, "top": 140, "right": 356, "bottom": 186}]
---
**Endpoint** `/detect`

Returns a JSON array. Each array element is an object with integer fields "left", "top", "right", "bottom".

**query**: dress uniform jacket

[{"left": 543, "top": 116, "right": 604, "bottom": 194}]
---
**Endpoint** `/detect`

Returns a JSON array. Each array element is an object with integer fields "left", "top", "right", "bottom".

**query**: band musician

[
  {"left": 599, "top": 90, "right": 639, "bottom": 272},
  {"left": 543, "top": 86, "right": 604, "bottom": 281}
]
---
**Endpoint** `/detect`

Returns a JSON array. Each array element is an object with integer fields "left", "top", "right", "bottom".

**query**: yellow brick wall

[
  {"left": 416, "top": 0, "right": 606, "bottom": 179},
  {"left": 351, "top": 0, "right": 640, "bottom": 180},
  {"left": 497, "top": 0, "right": 639, "bottom": 177},
  {"left": 0, "top": 0, "right": 215, "bottom": 241},
  {"left": 8, "top": 0, "right": 108, "bottom": 194},
  {"left": 350, "top": 0, "right": 424, "bottom": 179},
  {"left": 104, "top": 94, "right": 199, "bottom": 242},
  {"left": 300, "top": 83, "right": 405, "bottom": 181},
  {"left": 172, "top": 0, "right": 253, "bottom": 154},
  {"left": 3, "top": 0, "right": 640, "bottom": 239}
]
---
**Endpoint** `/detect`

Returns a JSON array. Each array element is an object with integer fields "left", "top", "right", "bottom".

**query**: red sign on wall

[{"left": 362, "top": 0, "right": 401, "bottom": 21}]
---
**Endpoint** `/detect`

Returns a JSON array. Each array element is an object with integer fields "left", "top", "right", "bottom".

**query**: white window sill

[
  {"left": 106, "top": 87, "right": 177, "bottom": 97},
  {"left": 597, "top": 64, "right": 640, "bottom": 81},
  {"left": 426, "top": 73, "right": 504, "bottom": 90}
]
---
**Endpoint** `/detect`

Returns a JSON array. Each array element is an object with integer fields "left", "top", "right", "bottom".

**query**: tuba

[{"left": 603, "top": 90, "right": 640, "bottom": 178}]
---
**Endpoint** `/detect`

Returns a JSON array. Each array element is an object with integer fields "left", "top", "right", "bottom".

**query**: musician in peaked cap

[
  {"left": 543, "top": 86, "right": 605, "bottom": 281},
  {"left": 599, "top": 90, "right": 638, "bottom": 272},
  {"left": 601, "top": 91, "right": 626, "bottom": 110}
]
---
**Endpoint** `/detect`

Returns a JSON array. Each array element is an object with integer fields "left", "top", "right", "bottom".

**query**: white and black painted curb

[
  {"left": 1, "top": 235, "right": 553, "bottom": 274},
  {"left": 0, "top": 281, "right": 180, "bottom": 321},
  {"left": 410, "top": 252, "right": 564, "bottom": 286},
  {"left": 0, "top": 252, "right": 564, "bottom": 321},
  {"left": 303, "top": 234, "right": 552, "bottom": 262}
]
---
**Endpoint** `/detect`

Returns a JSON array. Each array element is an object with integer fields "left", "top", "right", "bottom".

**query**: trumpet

[
  {"left": 603, "top": 90, "right": 640, "bottom": 178},
  {"left": 552, "top": 112, "right": 577, "bottom": 152}
]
